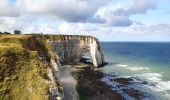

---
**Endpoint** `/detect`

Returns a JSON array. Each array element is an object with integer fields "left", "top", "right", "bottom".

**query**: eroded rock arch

[
  {"left": 78, "top": 45, "right": 92, "bottom": 63},
  {"left": 50, "top": 35, "right": 105, "bottom": 67}
]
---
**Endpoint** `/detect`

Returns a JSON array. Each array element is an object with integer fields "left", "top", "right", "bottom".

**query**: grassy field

[{"left": 0, "top": 34, "right": 55, "bottom": 100}]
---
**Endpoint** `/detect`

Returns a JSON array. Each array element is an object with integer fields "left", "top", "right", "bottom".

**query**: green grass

[
  {"left": 0, "top": 47, "right": 49, "bottom": 100},
  {"left": 0, "top": 38, "right": 23, "bottom": 44},
  {"left": 0, "top": 35, "right": 50, "bottom": 100}
]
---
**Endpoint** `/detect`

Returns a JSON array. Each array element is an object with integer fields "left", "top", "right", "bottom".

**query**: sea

[{"left": 99, "top": 42, "right": 170, "bottom": 100}]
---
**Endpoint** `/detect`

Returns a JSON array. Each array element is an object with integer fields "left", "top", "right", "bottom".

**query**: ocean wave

[
  {"left": 156, "top": 81, "right": 170, "bottom": 91},
  {"left": 116, "top": 64, "right": 128, "bottom": 67},
  {"left": 104, "top": 63, "right": 170, "bottom": 99},
  {"left": 135, "top": 73, "right": 162, "bottom": 82},
  {"left": 129, "top": 67, "right": 150, "bottom": 71},
  {"left": 101, "top": 72, "right": 154, "bottom": 99},
  {"left": 116, "top": 63, "right": 150, "bottom": 71},
  {"left": 115, "top": 64, "right": 170, "bottom": 92},
  {"left": 135, "top": 73, "right": 170, "bottom": 92}
]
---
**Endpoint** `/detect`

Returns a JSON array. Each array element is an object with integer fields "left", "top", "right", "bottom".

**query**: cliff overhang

[{"left": 49, "top": 35, "right": 105, "bottom": 67}]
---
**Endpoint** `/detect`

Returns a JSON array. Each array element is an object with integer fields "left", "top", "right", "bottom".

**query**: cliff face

[
  {"left": 0, "top": 34, "right": 105, "bottom": 100},
  {"left": 50, "top": 35, "right": 105, "bottom": 67}
]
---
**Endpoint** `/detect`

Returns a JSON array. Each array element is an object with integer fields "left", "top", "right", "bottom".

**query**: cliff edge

[{"left": 0, "top": 34, "right": 105, "bottom": 100}]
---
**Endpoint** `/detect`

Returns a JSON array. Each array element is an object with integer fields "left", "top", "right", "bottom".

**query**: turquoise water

[{"left": 100, "top": 42, "right": 170, "bottom": 100}]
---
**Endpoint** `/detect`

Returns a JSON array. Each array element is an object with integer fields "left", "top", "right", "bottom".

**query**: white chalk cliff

[{"left": 50, "top": 35, "right": 105, "bottom": 67}]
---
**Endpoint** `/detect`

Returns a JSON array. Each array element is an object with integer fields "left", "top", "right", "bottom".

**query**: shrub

[
  {"left": 4, "top": 32, "right": 11, "bottom": 34},
  {"left": 14, "top": 30, "right": 21, "bottom": 34}
]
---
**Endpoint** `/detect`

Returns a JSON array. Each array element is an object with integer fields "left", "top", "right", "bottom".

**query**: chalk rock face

[{"left": 50, "top": 35, "right": 105, "bottom": 67}]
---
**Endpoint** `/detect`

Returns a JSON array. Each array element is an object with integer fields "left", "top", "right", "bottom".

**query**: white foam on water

[
  {"left": 116, "top": 64, "right": 170, "bottom": 95},
  {"left": 129, "top": 73, "right": 170, "bottom": 100},
  {"left": 144, "top": 83, "right": 170, "bottom": 100},
  {"left": 116, "top": 63, "right": 150, "bottom": 71},
  {"left": 135, "top": 73, "right": 162, "bottom": 82},
  {"left": 146, "top": 85, "right": 164, "bottom": 92},
  {"left": 116, "top": 64, "right": 128, "bottom": 67},
  {"left": 136, "top": 72, "right": 170, "bottom": 93},
  {"left": 156, "top": 81, "right": 170, "bottom": 91},
  {"left": 101, "top": 75, "right": 120, "bottom": 90},
  {"left": 101, "top": 72, "right": 170, "bottom": 100},
  {"left": 103, "top": 63, "right": 170, "bottom": 99},
  {"left": 101, "top": 74, "right": 136, "bottom": 100},
  {"left": 129, "top": 67, "right": 150, "bottom": 71}
]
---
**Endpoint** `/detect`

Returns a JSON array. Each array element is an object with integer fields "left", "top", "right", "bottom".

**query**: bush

[
  {"left": 4, "top": 32, "right": 11, "bottom": 34},
  {"left": 14, "top": 30, "right": 21, "bottom": 34}
]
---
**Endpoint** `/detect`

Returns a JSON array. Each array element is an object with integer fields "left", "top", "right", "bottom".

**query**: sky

[{"left": 0, "top": 0, "right": 170, "bottom": 41}]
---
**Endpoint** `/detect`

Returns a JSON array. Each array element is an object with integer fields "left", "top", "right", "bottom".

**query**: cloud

[
  {"left": 18, "top": 0, "right": 108, "bottom": 23},
  {"left": 95, "top": 0, "right": 156, "bottom": 27},
  {"left": 126, "top": 0, "right": 156, "bottom": 15},
  {"left": 96, "top": 4, "right": 132, "bottom": 26},
  {"left": 0, "top": 14, "right": 57, "bottom": 33},
  {"left": 92, "top": 22, "right": 170, "bottom": 41},
  {"left": 57, "top": 21, "right": 170, "bottom": 40},
  {"left": 0, "top": 0, "right": 170, "bottom": 42},
  {"left": 0, "top": 0, "right": 157, "bottom": 27},
  {"left": 0, "top": 0, "right": 108, "bottom": 23},
  {"left": 112, "top": 23, "right": 170, "bottom": 37},
  {"left": 0, "top": 0, "right": 20, "bottom": 17},
  {"left": 58, "top": 21, "right": 97, "bottom": 34},
  {"left": 0, "top": 17, "right": 20, "bottom": 32}
]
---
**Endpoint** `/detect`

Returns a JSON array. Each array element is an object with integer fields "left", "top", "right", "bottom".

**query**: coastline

[
  {"left": 70, "top": 64, "right": 123, "bottom": 100},
  {"left": 61, "top": 63, "right": 156, "bottom": 100}
]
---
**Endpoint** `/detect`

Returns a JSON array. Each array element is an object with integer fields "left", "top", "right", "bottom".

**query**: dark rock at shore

[
  {"left": 114, "top": 78, "right": 133, "bottom": 85},
  {"left": 113, "top": 77, "right": 147, "bottom": 85},
  {"left": 101, "top": 72, "right": 154, "bottom": 100},
  {"left": 71, "top": 64, "right": 153, "bottom": 100},
  {"left": 122, "top": 89, "right": 144, "bottom": 99},
  {"left": 72, "top": 66, "right": 124, "bottom": 100}
]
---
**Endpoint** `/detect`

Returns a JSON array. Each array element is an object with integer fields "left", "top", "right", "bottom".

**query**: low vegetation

[{"left": 0, "top": 34, "right": 58, "bottom": 100}]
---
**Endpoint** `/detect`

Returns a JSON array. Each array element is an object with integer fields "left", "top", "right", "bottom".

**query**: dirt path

[{"left": 60, "top": 66, "right": 79, "bottom": 100}]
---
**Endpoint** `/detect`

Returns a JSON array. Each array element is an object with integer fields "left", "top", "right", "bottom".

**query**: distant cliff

[{"left": 49, "top": 35, "right": 105, "bottom": 67}]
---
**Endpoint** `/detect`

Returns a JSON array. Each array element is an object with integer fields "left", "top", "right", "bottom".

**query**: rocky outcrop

[
  {"left": 48, "top": 59, "right": 62, "bottom": 100},
  {"left": 49, "top": 35, "right": 105, "bottom": 67}
]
